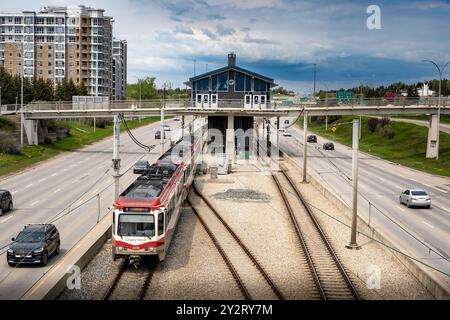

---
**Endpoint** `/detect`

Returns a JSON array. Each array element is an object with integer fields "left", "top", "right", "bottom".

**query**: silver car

[{"left": 400, "top": 189, "right": 431, "bottom": 209}]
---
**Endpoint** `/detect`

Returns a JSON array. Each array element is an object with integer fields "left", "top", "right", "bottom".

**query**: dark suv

[
  {"left": 307, "top": 135, "right": 318, "bottom": 143},
  {"left": 133, "top": 160, "right": 150, "bottom": 174},
  {"left": 7, "top": 224, "right": 60, "bottom": 267},
  {"left": 0, "top": 190, "right": 13, "bottom": 216}
]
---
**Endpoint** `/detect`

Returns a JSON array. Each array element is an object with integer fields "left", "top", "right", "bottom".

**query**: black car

[
  {"left": 307, "top": 135, "right": 318, "bottom": 143},
  {"left": 284, "top": 120, "right": 290, "bottom": 125},
  {"left": 0, "top": 190, "right": 13, "bottom": 216},
  {"left": 133, "top": 160, "right": 150, "bottom": 174},
  {"left": 7, "top": 224, "right": 60, "bottom": 267},
  {"left": 155, "top": 130, "right": 165, "bottom": 140},
  {"left": 323, "top": 142, "right": 335, "bottom": 150}
]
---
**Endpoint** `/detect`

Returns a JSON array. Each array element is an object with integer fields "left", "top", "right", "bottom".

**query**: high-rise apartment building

[
  {"left": 112, "top": 38, "right": 127, "bottom": 100},
  {"left": 0, "top": 5, "right": 114, "bottom": 97}
]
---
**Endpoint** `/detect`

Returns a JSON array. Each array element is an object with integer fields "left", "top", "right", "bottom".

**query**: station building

[{"left": 185, "top": 53, "right": 278, "bottom": 163}]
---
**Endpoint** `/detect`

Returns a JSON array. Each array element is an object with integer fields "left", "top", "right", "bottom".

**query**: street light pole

[{"left": 423, "top": 60, "right": 450, "bottom": 160}]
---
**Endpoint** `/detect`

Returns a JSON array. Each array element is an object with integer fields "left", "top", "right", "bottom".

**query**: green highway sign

[{"left": 336, "top": 91, "right": 353, "bottom": 102}]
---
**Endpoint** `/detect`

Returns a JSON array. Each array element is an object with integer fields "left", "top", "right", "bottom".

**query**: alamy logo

[
  {"left": 366, "top": 5, "right": 382, "bottom": 30},
  {"left": 366, "top": 265, "right": 382, "bottom": 290},
  {"left": 66, "top": 265, "right": 81, "bottom": 290}
]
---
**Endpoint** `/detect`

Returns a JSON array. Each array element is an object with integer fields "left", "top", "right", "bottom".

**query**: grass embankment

[
  {"left": 300, "top": 116, "right": 450, "bottom": 177},
  {"left": 391, "top": 115, "right": 450, "bottom": 125},
  {"left": 0, "top": 117, "right": 160, "bottom": 178}
]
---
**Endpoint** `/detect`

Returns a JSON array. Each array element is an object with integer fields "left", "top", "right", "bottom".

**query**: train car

[{"left": 112, "top": 137, "right": 199, "bottom": 264}]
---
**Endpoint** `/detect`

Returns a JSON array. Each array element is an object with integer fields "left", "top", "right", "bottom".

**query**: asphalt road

[
  {"left": 0, "top": 117, "right": 195, "bottom": 300},
  {"left": 274, "top": 117, "right": 450, "bottom": 280}
]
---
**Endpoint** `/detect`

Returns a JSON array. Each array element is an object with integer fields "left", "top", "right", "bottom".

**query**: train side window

[
  {"left": 112, "top": 213, "right": 116, "bottom": 235},
  {"left": 158, "top": 213, "right": 164, "bottom": 236}
]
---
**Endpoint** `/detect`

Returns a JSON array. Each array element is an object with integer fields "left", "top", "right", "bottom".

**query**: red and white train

[{"left": 112, "top": 136, "right": 200, "bottom": 263}]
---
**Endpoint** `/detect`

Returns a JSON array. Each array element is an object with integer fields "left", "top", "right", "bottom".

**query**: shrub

[
  {"left": 380, "top": 117, "right": 390, "bottom": 127},
  {"left": 383, "top": 127, "right": 396, "bottom": 139},
  {"left": 368, "top": 118, "right": 379, "bottom": 133},
  {"left": 0, "top": 117, "right": 16, "bottom": 132},
  {"left": 0, "top": 130, "right": 21, "bottom": 154}
]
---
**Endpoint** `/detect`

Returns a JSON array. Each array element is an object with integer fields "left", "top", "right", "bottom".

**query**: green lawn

[
  {"left": 300, "top": 116, "right": 450, "bottom": 177},
  {"left": 0, "top": 117, "right": 160, "bottom": 178}
]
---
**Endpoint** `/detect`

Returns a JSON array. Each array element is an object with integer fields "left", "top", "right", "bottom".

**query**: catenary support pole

[
  {"left": 346, "top": 119, "right": 361, "bottom": 250},
  {"left": 112, "top": 115, "right": 122, "bottom": 202},
  {"left": 302, "top": 112, "right": 308, "bottom": 183}
]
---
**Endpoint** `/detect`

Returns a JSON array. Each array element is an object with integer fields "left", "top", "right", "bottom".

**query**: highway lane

[
  {"left": 0, "top": 117, "right": 188, "bottom": 299},
  {"left": 271, "top": 117, "right": 450, "bottom": 278}
]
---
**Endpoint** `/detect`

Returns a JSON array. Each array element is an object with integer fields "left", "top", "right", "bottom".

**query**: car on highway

[
  {"left": 284, "top": 120, "right": 290, "bottom": 125},
  {"left": 0, "top": 190, "right": 13, "bottom": 216},
  {"left": 155, "top": 130, "right": 165, "bottom": 140},
  {"left": 7, "top": 224, "right": 60, "bottom": 267},
  {"left": 400, "top": 189, "right": 431, "bottom": 209},
  {"left": 307, "top": 135, "right": 318, "bottom": 143},
  {"left": 173, "top": 116, "right": 181, "bottom": 121},
  {"left": 283, "top": 131, "right": 292, "bottom": 137},
  {"left": 133, "top": 160, "right": 150, "bottom": 174},
  {"left": 163, "top": 125, "right": 171, "bottom": 132},
  {"left": 279, "top": 128, "right": 286, "bottom": 133},
  {"left": 323, "top": 142, "right": 335, "bottom": 150}
]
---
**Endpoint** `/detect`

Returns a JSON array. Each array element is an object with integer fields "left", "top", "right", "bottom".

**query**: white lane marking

[
  {"left": 38, "top": 178, "right": 47, "bottom": 183},
  {"left": 70, "top": 164, "right": 76, "bottom": 168},
  {"left": 0, "top": 216, "right": 14, "bottom": 224},
  {"left": 30, "top": 200, "right": 40, "bottom": 206},
  {"left": 53, "top": 188, "right": 61, "bottom": 194},
  {"left": 50, "top": 173, "right": 57, "bottom": 177},
  {"left": 422, "top": 183, "right": 433, "bottom": 188},
  {"left": 91, "top": 188, "right": 99, "bottom": 195},
  {"left": 12, "top": 191, "right": 18, "bottom": 195},
  {"left": 436, "top": 188, "right": 448, "bottom": 194},
  {"left": 25, "top": 184, "right": 33, "bottom": 189},
  {"left": 422, "top": 221, "right": 435, "bottom": 229}
]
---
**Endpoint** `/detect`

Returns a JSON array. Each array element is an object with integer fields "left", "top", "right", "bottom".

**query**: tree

[{"left": 127, "top": 77, "right": 159, "bottom": 100}]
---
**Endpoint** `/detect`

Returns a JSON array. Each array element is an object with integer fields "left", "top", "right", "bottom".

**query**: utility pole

[
  {"left": 423, "top": 60, "right": 450, "bottom": 160},
  {"left": 302, "top": 112, "right": 308, "bottom": 183},
  {"left": 138, "top": 79, "right": 142, "bottom": 109},
  {"left": 20, "top": 66, "right": 24, "bottom": 148},
  {"left": 112, "top": 115, "right": 122, "bottom": 202},
  {"left": 313, "top": 64, "right": 317, "bottom": 101},
  {"left": 346, "top": 119, "right": 361, "bottom": 250},
  {"left": 194, "top": 59, "right": 197, "bottom": 77},
  {"left": 161, "top": 83, "right": 166, "bottom": 156},
  {"left": 0, "top": 86, "right": 2, "bottom": 111}
]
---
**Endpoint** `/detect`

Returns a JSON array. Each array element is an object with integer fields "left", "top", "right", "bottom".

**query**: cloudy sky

[{"left": 1, "top": 0, "right": 450, "bottom": 93}]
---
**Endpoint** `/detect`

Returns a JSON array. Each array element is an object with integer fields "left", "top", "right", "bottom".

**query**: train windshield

[{"left": 118, "top": 214, "right": 155, "bottom": 237}]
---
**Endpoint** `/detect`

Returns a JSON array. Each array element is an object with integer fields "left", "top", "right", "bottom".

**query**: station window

[
  {"left": 235, "top": 72, "right": 245, "bottom": 91},
  {"left": 196, "top": 78, "right": 209, "bottom": 91},
  {"left": 217, "top": 72, "right": 228, "bottom": 91},
  {"left": 254, "top": 79, "right": 267, "bottom": 92}
]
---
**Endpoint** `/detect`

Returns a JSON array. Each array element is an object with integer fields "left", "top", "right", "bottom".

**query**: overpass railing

[{"left": 314, "top": 97, "right": 449, "bottom": 108}]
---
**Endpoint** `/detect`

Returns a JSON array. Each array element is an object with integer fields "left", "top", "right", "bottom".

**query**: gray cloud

[
  {"left": 244, "top": 34, "right": 278, "bottom": 45},
  {"left": 240, "top": 27, "right": 251, "bottom": 32},
  {"left": 207, "top": 13, "right": 226, "bottom": 20},
  {"left": 175, "top": 25, "right": 194, "bottom": 35},
  {"left": 216, "top": 24, "right": 235, "bottom": 36},
  {"left": 201, "top": 28, "right": 218, "bottom": 40}
]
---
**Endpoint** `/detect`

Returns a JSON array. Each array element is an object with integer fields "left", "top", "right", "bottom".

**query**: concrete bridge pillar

[
  {"left": 426, "top": 115, "right": 439, "bottom": 159},
  {"left": 226, "top": 115, "right": 235, "bottom": 165},
  {"left": 24, "top": 119, "right": 39, "bottom": 146}
]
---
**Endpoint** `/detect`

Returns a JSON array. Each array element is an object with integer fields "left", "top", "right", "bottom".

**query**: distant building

[
  {"left": 0, "top": 5, "right": 116, "bottom": 97},
  {"left": 112, "top": 38, "right": 127, "bottom": 100},
  {"left": 418, "top": 83, "right": 435, "bottom": 97},
  {"left": 185, "top": 52, "right": 277, "bottom": 109}
]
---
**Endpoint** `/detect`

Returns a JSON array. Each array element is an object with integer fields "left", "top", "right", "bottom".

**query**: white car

[
  {"left": 163, "top": 125, "right": 171, "bottom": 132},
  {"left": 400, "top": 189, "right": 431, "bottom": 209},
  {"left": 173, "top": 116, "right": 180, "bottom": 121},
  {"left": 279, "top": 128, "right": 286, "bottom": 133},
  {"left": 283, "top": 131, "right": 292, "bottom": 137}
]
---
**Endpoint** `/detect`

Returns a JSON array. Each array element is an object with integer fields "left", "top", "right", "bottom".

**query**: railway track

[
  {"left": 103, "top": 258, "right": 157, "bottom": 300},
  {"left": 272, "top": 166, "right": 360, "bottom": 300},
  {"left": 190, "top": 185, "right": 286, "bottom": 300}
]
